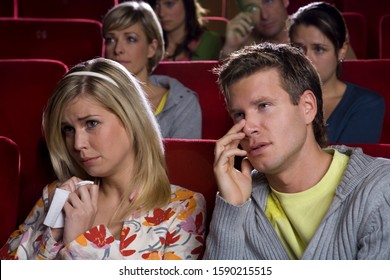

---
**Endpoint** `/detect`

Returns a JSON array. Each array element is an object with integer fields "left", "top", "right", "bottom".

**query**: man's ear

[{"left": 300, "top": 90, "right": 317, "bottom": 124}]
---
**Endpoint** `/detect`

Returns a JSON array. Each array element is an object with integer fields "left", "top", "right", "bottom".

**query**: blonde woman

[
  {"left": 1, "top": 58, "right": 206, "bottom": 260},
  {"left": 103, "top": 1, "right": 202, "bottom": 139}
]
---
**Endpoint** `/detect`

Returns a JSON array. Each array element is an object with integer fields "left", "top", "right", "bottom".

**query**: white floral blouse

[{"left": 0, "top": 182, "right": 206, "bottom": 260}]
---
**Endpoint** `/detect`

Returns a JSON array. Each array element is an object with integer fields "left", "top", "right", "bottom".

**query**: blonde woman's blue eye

[
  {"left": 86, "top": 120, "right": 98, "bottom": 128},
  {"left": 62, "top": 126, "right": 74, "bottom": 135}
]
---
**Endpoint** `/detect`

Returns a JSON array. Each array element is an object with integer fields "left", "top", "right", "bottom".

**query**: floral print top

[{"left": 0, "top": 182, "right": 206, "bottom": 260}]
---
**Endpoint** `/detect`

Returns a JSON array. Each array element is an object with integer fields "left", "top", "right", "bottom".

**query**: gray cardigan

[
  {"left": 204, "top": 146, "right": 390, "bottom": 259},
  {"left": 149, "top": 75, "right": 202, "bottom": 139}
]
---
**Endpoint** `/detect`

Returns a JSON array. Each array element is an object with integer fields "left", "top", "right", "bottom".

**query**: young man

[
  {"left": 204, "top": 43, "right": 390, "bottom": 259},
  {"left": 220, "top": 0, "right": 290, "bottom": 58}
]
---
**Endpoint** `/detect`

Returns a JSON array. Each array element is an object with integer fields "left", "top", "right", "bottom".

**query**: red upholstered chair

[
  {"left": 340, "top": 59, "right": 390, "bottom": 143},
  {"left": 0, "top": 136, "right": 20, "bottom": 245},
  {"left": 0, "top": 0, "right": 15, "bottom": 17},
  {"left": 287, "top": 0, "right": 337, "bottom": 14},
  {"left": 0, "top": 18, "right": 103, "bottom": 68},
  {"left": 342, "top": 0, "right": 390, "bottom": 58},
  {"left": 379, "top": 15, "right": 390, "bottom": 59},
  {"left": 343, "top": 12, "right": 367, "bottom": 59},
  {"left": 153, "top": 61, "right": 233, "bottom": 140},
  {"left": 203, "top": 16, "right": 228, "bottom": 39},
  {"left": 17, "top": 0, "right": 118, "bottom": 21},
  {"left": 0, "top": 59, "right": 68, "bottom": 224},
  {"left": 347, "top": 144, "right": 390, "bottom": 159},
  {"left": 163, "top": 138, "right": 217, "bottom": 230}
]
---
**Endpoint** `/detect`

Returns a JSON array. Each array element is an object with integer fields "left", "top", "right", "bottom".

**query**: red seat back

[
  {"left": 379, "top": 15, "right": 390, "bottom": 59},
  {"left": 287, "top": 0, "right": 338, "bottom": 14},
  {"left": 0, "top": 18, "right": 103, "bottom": 68},
  {"left": 17, "top": 0, "right": 117, "bottom": 21},
  {"left": 340, "top": 59, "right": 390, "bottom": 143},
  {"left": 0, "top": 136, "right": 20, "bottom": 245},
  {"left": 153, "top": 61, "right": 233, "bottom": 140},
  {"left": 0, "top": 0, "right": 15, "bottom": 17},
  {"left": 0, "top": 59, "right": 68, "bottom": 223},
  {"left": 164, "top": 138, "right": 217, "bottom": 230},
  {"left": 203, "top": 16, "right": 228, "bottom": 38},
  {"left": 347, "top": 143, "right": 390, "bottom": 159},
  {"left": 342, "top": 0, "right": 390, "bottom": 58},
  {"left": 343, "top": 12, "right": 367, "bottom": 59}
]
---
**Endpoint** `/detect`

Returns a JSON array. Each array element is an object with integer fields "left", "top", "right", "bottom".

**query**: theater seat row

[{"left": 2, "top": 134, "right": 390, "bottom": 246}]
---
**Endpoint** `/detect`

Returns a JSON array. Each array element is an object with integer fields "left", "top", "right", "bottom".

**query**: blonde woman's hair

[
  {"left": 102, "top": 1, "right": 164, "bottom": 73},
  {"left": 43, "top": 58, "right": 170, "bottom": 220}
]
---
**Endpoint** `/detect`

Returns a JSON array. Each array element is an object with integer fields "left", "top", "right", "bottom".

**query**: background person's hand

[{"left": 222, "top": 12, "right": 254, "bottom": 55}]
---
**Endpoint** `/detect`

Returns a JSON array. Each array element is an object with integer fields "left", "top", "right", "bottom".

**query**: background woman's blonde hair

[
  {"left": 102, "top": 1, "right": 164, "bottom": 73},
  {"left": 43, "top": 58, "right": 170, "bottom": 219}
]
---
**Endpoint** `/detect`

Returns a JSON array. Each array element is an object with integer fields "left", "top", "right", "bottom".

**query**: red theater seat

[
  {"left": 347, "top": 143, "right": 390, "bottom": 159},
  {"left": 204, "top": 16, "right": 228, "bottom": 39},
  {"left": 0, "top": 136, "right": 20, "bottom": 245},
  {"left": 342, "top": 0, "right": 390, "bottom": 58},
  {"left": 343, "top": 12, "right": 367, "bottom": 59},
  {"left": 0, "top": 18, "right": 103, "bottom": 68},
  {"left": 287, "top": 0, "right": 338, "bottom": 14},
  {"left": 164, "top": 138, "right": 217, "bottom": 230},
  {"left": 0, "top": 59, "right": 68, "bottom": 224},
  {"left": 153, "top": 61, "right": 233, "bottom": 140},
  {"left": 17, "top": 0, "right": 117, "bottom": 21},
  {"left": 379, "top": 15, "right": 390, "bottom": 59},
  {"left": 0, "top": 0, "right": 15, "bottom": 17},
  {"left": 340, "top": 59, "right": 390, "bottom": 143}
]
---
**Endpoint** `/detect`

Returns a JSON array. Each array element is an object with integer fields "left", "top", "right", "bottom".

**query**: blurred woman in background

[{"left": 149, "top": 0, "right": 223, "bottom": 60}]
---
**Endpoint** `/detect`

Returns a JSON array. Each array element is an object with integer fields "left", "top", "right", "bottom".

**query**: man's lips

[{"left": 248, "top": 142, "right": 270, "bottom": 155}]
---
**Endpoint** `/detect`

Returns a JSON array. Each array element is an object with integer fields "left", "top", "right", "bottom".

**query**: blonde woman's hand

[
  {"left": 62, "top": 181, "right": 99, "bottom": 245},
  {"left": 49, "top": 177, "right": 84, "bottom": 242}
]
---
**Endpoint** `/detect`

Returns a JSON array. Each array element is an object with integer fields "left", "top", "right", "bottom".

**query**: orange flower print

[
  {"left": 120, "top": 227, "right": 137, "bottom": 256},
  {"left": 142, "top": 251, "right": 162, "bottom": 260},
  {"left": 84, "top": 225, "right": 115, "bottom": 249},
  {"left": 143, "top": 208, "right": 174, "bottom": 226},
  {"left": 171, "top": 189, "right": 194, "bottom": 202},
  {"left": 163, "top": 252, "right": 182, "bottom": 260}
]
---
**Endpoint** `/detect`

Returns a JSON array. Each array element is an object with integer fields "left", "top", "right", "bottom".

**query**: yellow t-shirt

[
  {"left": 154, "top": 92, "right": 168, "bottom": 116},
  {"left": 265, "top": 149, "right": 349, "bottom": 259}
]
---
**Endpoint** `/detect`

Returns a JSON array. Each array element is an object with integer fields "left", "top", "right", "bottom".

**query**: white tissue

[
  {"left": 43, "top": 188, "right": 70, "bottom": 228},
  {"left": 43, "top": 180, "right": 94, "bottom": 228}
]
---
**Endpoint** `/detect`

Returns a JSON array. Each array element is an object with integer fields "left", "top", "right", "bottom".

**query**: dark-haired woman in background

[
  {"left": 149, "top": 0, "right": 223, "bottom": 60},
  {"left": 289, "top": 2, "right": 385, "bottom": 143}
]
